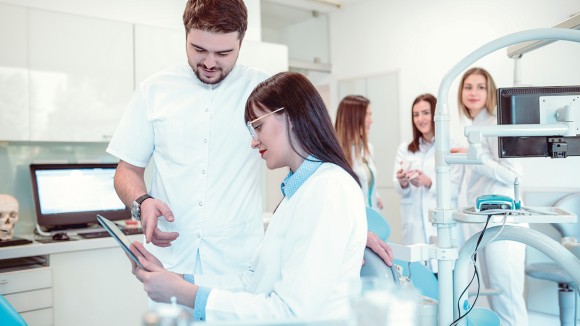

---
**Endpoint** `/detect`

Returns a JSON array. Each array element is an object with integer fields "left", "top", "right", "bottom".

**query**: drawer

[
  {"left": 21, "top": 307, "right": 54, "bottom": 326},
  {"left": 0, "top": 267, "right": 52, "bottom": 295},
  {"left": 4, "top": 288, "right": 53, "bottom": 312}
]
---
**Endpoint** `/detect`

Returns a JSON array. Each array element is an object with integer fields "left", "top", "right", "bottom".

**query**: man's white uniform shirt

[{"left": 107, "top": 63, "right": 268, "bottom": 275}]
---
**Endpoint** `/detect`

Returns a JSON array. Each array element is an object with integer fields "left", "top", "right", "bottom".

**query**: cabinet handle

[{"left": 0, "top": 279, "right": 8, "bottom": 284}]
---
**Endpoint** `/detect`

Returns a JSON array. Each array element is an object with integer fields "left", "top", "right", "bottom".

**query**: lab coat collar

[{"left": 280, "top": 155, "right": 323, "bottom": 198}]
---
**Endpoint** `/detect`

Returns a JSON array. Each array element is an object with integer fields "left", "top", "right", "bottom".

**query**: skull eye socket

[{"left": 9, "top": 212, "right": 17, "bottom": 219}]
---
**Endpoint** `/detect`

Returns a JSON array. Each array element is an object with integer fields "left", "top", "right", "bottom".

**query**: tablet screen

[{"left": 97, "top": 214, "right": 146, "bottom": 270}]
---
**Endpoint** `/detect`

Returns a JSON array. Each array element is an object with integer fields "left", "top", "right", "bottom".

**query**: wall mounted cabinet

[
  {"left": 0, "top": 4, "right": 29, "bottom": 141},
  {"left": 0, "top": 6, "right": 288, "bottom": 143},
  {"left": 28, "top": 9, "right": 134, "bottom": 142}
]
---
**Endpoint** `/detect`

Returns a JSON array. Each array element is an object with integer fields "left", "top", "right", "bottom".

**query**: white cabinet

[
  {"left": 50, "top": 247, "right": 148, "bottom": 326},
  {"left": 0, "top": 6, "right": 287, "bottom": 142},
  {"left": 0, "top": 266, "right": 54, "bottom": 326},
  {"left": 134, "top": 24, "right": 186, "bottom": 85},
  {"left": 0, "top": 4, "right": 29, "bottom": 141},
  {"left": 27, "top": 9, "right": 134, "bottom": 142}
]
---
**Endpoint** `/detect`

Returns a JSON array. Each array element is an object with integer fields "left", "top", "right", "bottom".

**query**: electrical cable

[
  {"left": 450, "top": 214, "right": 492, "bottom": 326},
  {"left": 35, "top": 223, "right": 52, "bottom": 237},
  {"left": 474, "top": 214, "right": 508, "bottom": 255},
  {"left": 575, "top": 283, "right": 579, "bottom": 326}
]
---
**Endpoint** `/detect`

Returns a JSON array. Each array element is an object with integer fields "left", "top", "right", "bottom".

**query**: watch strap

[{"left": 136, "top": 194, "right": 153, "bottom": 205}]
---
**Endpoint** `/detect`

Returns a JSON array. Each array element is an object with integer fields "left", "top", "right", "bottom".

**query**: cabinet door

[
  {"left": 51, "top": 247, "right": 148, "bottom": 326},
  {"left": 0, "top": 4, "right": 29, "bottom": 141},
  {"left": 28, "top": 9, "right": 133, "bottom": 142},
  {"left": 134, "top": 24, "right": 186, "bottom": 85}
]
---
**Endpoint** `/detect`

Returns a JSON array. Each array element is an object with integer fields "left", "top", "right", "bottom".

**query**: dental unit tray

[{"left": 453, "top": 206, "right": 577, "bottom": 223}]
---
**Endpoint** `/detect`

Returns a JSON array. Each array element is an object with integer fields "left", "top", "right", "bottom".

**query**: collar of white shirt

[{"left": 280, "top": 155, "right": 323, "bottom": 198}]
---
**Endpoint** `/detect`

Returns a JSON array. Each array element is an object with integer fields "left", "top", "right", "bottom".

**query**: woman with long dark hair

[
  {"left": 335, "top": 95, "right": 383, "bottom": 210},
  {"left": 129, "top": 72, "right": 369, "bottom": 322}
]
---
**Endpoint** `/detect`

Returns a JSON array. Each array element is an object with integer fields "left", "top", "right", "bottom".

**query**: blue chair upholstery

[
  {"left": 0, "top": 294, "right": 27, "bottom": 326},
  {"left": 365, "top": 206, "right": 437, "bottom": 299},
  {"left": 466, "top": 307, "right": 501, "bottom": 326},
  {"left": 361, "top": 247, "right": 400, "bottom": 286},
  {"left": 393, "top": 259, "right": 439, "bottom": 300},
  {"left": 365, "top": 207, "right": 390, "bottom": 241}
]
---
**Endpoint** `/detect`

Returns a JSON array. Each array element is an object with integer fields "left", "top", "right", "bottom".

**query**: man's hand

[
  {"left": 366, "top": 231, "right": 393, "bottom": 266},
  {"left": 140, "top": 199, "right": 179, "bottom": 247}
]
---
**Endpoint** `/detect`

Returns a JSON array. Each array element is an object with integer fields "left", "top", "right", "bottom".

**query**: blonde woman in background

[
  {"left": 394, "top": 93, "right": 463, "bottom": 273},
  {"left": 452, "top": 67, "right": 527, "bottom": 326},
  {"left": 335, "top": 95, "right": 383, "bottom": 210}
]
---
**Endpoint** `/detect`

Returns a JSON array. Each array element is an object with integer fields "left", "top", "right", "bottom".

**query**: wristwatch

[{"left": 130, "top": 194, "right": 153, "bottom": 221}]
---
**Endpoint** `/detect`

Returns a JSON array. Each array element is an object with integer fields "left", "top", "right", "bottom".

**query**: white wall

[
  {"left": 328, "top": 0, "right": 580, "bottom": 190},
  {"left": 326, "top": 0, "right": 580, "bottom": 318},
  {"left": 327, "top": 0, "right": 580, "bottom": 231}
]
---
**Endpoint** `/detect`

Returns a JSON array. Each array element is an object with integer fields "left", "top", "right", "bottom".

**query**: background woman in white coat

[
  {"left": 129, "top": 72, "right": 368, "bottom": 322},
  {"left": 394, "top": 93, "right": 463, "bottom": 272},
  {"left": 335, "top": 95, "right": 383, "bottom": 210},
  {"left": 451, "top": 67, "right": 527, "bottom": 326}
]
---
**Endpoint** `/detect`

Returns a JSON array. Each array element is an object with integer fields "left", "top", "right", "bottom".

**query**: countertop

[{"left": 0, "top": 234, "right": 143, "bottom": 260}]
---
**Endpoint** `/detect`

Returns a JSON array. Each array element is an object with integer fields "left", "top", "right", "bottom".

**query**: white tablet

[{"left": 97, "top": 214, "right": 146, "bottom": 270}]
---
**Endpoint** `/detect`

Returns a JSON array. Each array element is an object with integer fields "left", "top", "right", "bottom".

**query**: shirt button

[
  {"left": 203, "top": 139, "right": 207, "bottom": 143},
  {"left": 205, "top": 108, "right": 209, "bottom": 112},
  {"left": 198, "top": 202, "right": 203, "bottom": 206},
  {"left": 202, "top": 170, "right": 206, "bottom": 174},
  {"left": 197, "top": 234, "right": 202, "bottom": 239}
]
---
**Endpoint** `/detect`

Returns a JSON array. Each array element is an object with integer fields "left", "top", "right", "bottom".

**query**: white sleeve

[
  {"left": 449, "top": 139, "right": 465, "bottom": 201},
  {"left": 393, "top": 142, "right": 412, "bottom": 197},
  {"left": 106, "top": 86, "right": 154, "bottom": 167},
  {"left": 194, "top": 271, "right": 253, "bottom": 292},
  {"left": 471, "top": 135, "right": 522, "bottom": 186}
]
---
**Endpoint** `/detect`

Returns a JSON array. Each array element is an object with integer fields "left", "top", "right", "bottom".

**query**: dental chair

[
  {"left": 365, "top": 207, "right": 438, "bottom": 299},
  {"left": 0, "top": 294, "right": 27, "bottom": 326},
  {"left": 366, "top": 207, "right": 390, "bottom": 241},
  {"left": 525, "top": 192, "right": 580, "bottom": 326}
]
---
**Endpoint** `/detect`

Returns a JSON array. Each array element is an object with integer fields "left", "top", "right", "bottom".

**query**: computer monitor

[
  {"left": 30, "top": 163, "right": 129, "bottom": 231},
  {"left": 497, "top": 86, "right": 580, "bottom": 158}
]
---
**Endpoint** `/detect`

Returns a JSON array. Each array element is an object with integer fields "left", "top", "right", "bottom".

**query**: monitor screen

[
  {"left": 30, "top": 163, "right": 130, "bottom": 230},
  {"left": 497, "top": 86, "right": 580, "bottom": 158}
]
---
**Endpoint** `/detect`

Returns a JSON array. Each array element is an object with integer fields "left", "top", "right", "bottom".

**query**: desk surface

[{"left": 0, "top": 234, "right": 143, "bottom": 260}]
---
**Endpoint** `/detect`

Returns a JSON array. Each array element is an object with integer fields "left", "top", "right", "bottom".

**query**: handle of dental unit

[{"left": 433, "top": 28, "right": 580, "bottom": 326}]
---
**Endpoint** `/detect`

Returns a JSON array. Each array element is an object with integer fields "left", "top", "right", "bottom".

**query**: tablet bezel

[{"left": 97, "top": 214, "right": 146, "bottom": 270}]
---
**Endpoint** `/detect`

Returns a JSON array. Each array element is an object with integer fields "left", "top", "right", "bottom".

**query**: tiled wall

[{"left": 0, "top": 142, "right": 116, "bottom": 237}]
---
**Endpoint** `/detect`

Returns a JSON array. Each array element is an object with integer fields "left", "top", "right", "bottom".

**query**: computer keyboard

[{"left": 78, "top": 227, "right": 142, "bottom": 239}]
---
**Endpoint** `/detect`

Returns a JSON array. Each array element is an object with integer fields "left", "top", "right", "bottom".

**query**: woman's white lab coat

[
  {"left": 462, "top": 109, "right": 528, "bottom": 326},
  {"left": 196, "top": 163, "right": 367, "bottom": 321},
  {"left": 393, "top": 138, "right": 463, "bottom": 271}
]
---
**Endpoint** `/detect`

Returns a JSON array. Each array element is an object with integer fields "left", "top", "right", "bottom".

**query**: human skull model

[{"left": 0, "top": 194, "right": 19, "bottom": 241}]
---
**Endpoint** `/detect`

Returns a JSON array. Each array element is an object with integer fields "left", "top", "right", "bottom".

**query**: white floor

[{"left": 528, "top": 311, "right": 560, "bottom": 326}]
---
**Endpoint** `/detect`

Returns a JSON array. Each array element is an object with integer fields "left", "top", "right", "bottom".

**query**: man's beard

[{"left": 194, "top": 65, "right": 228, "bottom": 85}]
